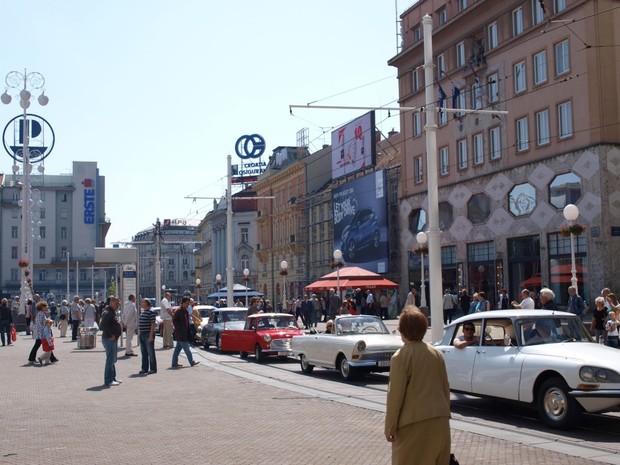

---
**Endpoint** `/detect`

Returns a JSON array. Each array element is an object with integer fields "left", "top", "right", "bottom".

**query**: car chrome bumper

[
  {"left": 569, "top": 389, "right": 620, "bottom": 398},
  {"left": 349, "top": 360, "right": 390, "bottom": 368}
]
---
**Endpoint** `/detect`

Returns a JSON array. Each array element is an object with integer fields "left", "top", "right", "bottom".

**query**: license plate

[
  {"left": 378, "top": 360, "right": 391, "bottom": 367},
  {"left": 277, "top": 351, "right": 289, "bottom": 356}
]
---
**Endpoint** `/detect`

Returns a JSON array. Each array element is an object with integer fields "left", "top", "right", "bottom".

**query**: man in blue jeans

[
  {"left": 171, "top": 297, "right": 200, "bottom": 368},
  {"left": 138, "top": 298, "right": 157, "bottom": 374},
  {"left": 99, "top": 297, "right": 122, "bottom": 387}
]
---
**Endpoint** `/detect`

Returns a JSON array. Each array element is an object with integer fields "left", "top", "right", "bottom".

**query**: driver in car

[
  {"left": 524, "top": 319, "right": 558, "bottom": 344},
  {"left": 454, "top": 323, "right": 480, "bottom": 349}
]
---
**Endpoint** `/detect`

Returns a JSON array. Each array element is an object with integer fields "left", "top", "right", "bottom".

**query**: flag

[
  {"left": 438, "top": 84, "right": 446, "bottom": 113},
  {"left": 539, "top": 0, "right": 546, "bottom": 14},
  {"left": 452, "top": 85, "right": 460, "bottom": 109},
  {"left": 474, "top": 75, "right": 485, "bottom": 107}
]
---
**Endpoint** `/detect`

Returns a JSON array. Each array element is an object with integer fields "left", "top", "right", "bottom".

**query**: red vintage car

[{"left": 220, "top": 313, "right": 303, "bottom": 362}]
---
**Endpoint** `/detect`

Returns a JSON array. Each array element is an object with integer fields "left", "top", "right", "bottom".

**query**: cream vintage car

[
  {"left": 290, "top": 315, "right": 403, "bottom": 380},
  {"left": 435, "top": 309, "right": 620, "bottom": 429}
]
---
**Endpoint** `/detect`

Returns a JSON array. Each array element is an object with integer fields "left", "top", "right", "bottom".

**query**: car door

[
  {"left": 314, "top": 334, "right": 338, "bottom": 367},
  {"left": 437, "top": 321, "right": 481, "bottom": 393},
  {"left": 470, "top": 318, "right": 523, "bottom": 400}
]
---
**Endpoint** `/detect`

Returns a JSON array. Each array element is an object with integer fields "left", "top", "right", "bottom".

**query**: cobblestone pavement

[{"left": 0, "top": 329, "right": 616, "bottom": 465}]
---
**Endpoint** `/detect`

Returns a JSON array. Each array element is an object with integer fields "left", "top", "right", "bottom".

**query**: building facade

[
  {"left": 390, "top": 0, "right": 620, "bottom": 307},
  {"left": 0, "top": 161, "right": 110, "bottom": 302}
]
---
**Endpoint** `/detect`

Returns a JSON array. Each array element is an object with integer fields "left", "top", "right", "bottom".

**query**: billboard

[
  {"left": 331, "top": 111, "right": 376, "bottom": 180},
  {"left": 332, "top": 170, "right": 388, "bottom": 274}
]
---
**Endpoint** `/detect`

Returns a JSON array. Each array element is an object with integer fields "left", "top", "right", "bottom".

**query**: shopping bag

[{"left": 11, "top": 326, "right": 16, "bottom": 342}]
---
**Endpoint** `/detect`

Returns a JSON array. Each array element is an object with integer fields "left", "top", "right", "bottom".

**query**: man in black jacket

[
  {"left": 99, "top": 297, "right": 122, "bottom": 387},
  {"left": 171, "top": 297, "right": 200, "bottom": 368}
]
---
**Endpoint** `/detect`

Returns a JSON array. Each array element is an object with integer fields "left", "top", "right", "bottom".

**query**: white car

[
  {"left": 435, "top": 309, "right": 620, "bottom": 429},
  {"left": 290, "top": 315, "right": 403, "bottom": 380}
]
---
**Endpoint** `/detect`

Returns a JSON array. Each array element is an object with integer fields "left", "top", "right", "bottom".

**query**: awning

[{"left": 305, "top": 277, "right": 398, "bottom": 292}]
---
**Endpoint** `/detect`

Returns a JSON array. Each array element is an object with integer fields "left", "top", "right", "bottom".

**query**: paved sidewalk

[{"left": 0, "top": 330, "right": 612, "bottom": 465}]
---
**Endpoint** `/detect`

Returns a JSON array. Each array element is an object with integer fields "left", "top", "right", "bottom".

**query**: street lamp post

[
  {"left": 416, "top": 232, "right": 428, "bottom": 309},
  {"left": 2, "top": 70, "right": 49, "bottom": 316},
  {"left": 195, "top": 278, "right": 201, "bottom": 304},
  {"left": 243, "top": 268, "right": 250, "bottom": 307},
  {"left": 333, "top": 249, "right": 343, "bottom": 301},
  {"left": 280, "top": 261, "right": 288, "bottom": 311},
  {"left": 215, "top": 274, "right": 222, "bottom": 306},
  {"left": 563, "top": 204, "right": 580, "bottom": 295}
]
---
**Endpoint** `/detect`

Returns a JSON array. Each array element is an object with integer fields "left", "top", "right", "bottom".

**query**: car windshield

[
  {"left": 335, "top": 316, "right": 389, "bottom": 335},
  {"left": 199, "top": 309, "right": 211, "bottom": 318},
  {"left": 256, "top": 317, "right": 298, "bottom": 329},
  {"left": 220, "top": 311, "right": 246, "bottom": 322},
  {"left": 517, "top": 317, "right": 592, "bottom": 346}
]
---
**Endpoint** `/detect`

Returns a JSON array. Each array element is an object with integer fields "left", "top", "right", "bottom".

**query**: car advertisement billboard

[
  {"left": 331, "top": 111, "right": 376, "bottom": 180},
  {"left": 332, "top": 170, "right": 388, "bottom": 274}
]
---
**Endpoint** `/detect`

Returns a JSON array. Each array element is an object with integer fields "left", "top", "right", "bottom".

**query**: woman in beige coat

[{"left": 385, "top": 306, "right": 451, "bottom": 465}]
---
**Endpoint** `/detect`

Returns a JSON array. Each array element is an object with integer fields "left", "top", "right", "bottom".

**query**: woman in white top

[{"left": 83, "top": 298, "right": 97, "bottom": 328}]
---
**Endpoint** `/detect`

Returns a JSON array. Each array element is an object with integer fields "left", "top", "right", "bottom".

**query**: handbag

[
  {"left": 41, "top": 336, "right": 55, "bottom": 352},
  {"left": 11, "top": 326, "right": 16, "bottom": 342}
]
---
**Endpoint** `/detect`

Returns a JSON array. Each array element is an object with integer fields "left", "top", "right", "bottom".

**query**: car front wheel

[
  {"left": 216, "top": 334, "right": 222, "bottom": 352},
  {"left": 537, "top": 377, "right": 577, "bottom": 428},
  {"left": 338, "top": 354, "right": 356, "bottom": 381},
  {"left": 255, "top": 344, "right": 264, "bottom": 363},
  {"left": 202, "top": 337, "right": 209, "bottom": 350},
  {"left": 300, "top": 354, "right": 314, "bottom": 374},
  {"left": 240, "top": 351, "right": 248, "bottom": 359}
]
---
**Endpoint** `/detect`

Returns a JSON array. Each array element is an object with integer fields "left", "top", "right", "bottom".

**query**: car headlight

[
  {"left": 263, "top": 335, "right": 272, "bottom": 343},
  {"left": 355, "top": 340, "right": 366, "bottom": 352},
  {"left": 580, "top": 366, "right": 620, "bottom": 383}
]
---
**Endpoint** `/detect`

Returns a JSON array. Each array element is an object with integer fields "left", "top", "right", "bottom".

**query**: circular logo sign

[
  {"left": 235, "top": 134, "right": 266, "bottom": 159},
  {"left": 3, "top": 113, "right": 55, "bottom": 163}
]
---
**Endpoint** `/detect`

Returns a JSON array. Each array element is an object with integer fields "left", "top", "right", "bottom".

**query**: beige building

[{"left": 390, "top": 0, "right": 620, "bottom": 306}]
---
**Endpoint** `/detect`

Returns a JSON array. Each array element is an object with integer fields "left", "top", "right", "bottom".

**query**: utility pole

[{"left": 154, "top": 218, "right": 162, "bottom": 306}]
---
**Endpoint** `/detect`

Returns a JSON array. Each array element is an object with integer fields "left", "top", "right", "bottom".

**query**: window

[
  {"left": 439, "top": 202, "right": 454, "bottom": 229},
  {"left": 457, "top": 90, "right": 466, "bottom": 117},
  {"left": 11, "top": 209, "right": 18, "bottom": 219},
  {"left": 40, "top": 192, "right": 46, "bottom": 201},
  {"left": 61, "top": 193, "right": 67, "bottom": 202},
  {"left": 439, "top": 106, "right": 448, "bottom": 125},
  {"left": 467, "top": 194, "right": 492, "bottom": 224},
  {"left": 182, "top": 257, "right": 188, "bottom": 266},
  {"left": 488, "top": 74, "right": 499, "bottom": 103},
  {"left": 11, "top": 226, "right": 18, "bottom": 239},
  {"left": 473, "top": 133, "right": 484, "bottom": 164},
  {"left": 414, "top": 156, "right": 423, "bottom": 183},
  {"left": 488, "top": 22, "right": 498, "bottom": 50},
  {"left": 55, "top": 269, "right": 62, "bottom": 281},
  {"left": 39, "top": 246, "right": 46, "bottom": 259},
  {"left": 438, "top": 7, "right": 447, "bottom": 25},
  {"left": 516, "top": 117, "right": 530, "bottom": 152},
  {"left": 558, "top": 101, "right": 573, "bottom": 138},
  {"left": 512, "top": 8, "right": 524, "bottom": 36},
  {"left": 456, "top": 42, "right": 465, "bottom": 68},
  {"left": 183, "top": 271, "right": 188, "bottom": 280},
  {"left": 412, "top": 69, "right": 420, "bottom": 92},
  {"left": 514, "top": 61, "right": 526, "bottom": 93},
  {"left": 409, "top": 208, "right": 427, "bottom": 234},
  {"left": 536, "top": 109, "right": 550, "bottom": 145},
  {"left": 168, "top": 258, "right": 175, "bottom": 266},
  {"left": 40, "top": 208, "right": 45, "bottom": 219},
  {"left": 509, "top": 183, "right": 537, "bottom": 216},
  {"left": 471, "top": 81, "right": 483, "bottom": 109},
  {"left": 413, "top": 112, "right": 422, "bottom": 137},
  {"left": 550, "top": 172, "right": 581, "bottom": 208},
  {"left": 555, "top": 0, "right": 567, "bottom": 13},
  {"left": 61, "top": 227, "right": 67, "bottom": 239},
  {"left": 457, "top": 139, "right": 468, "bottom": 169},
  {"left": 241, "top": 254, "right": 250, "bottom": 271},
  {"left": 60, "top": 208, "right": 67, "bottom": 219},
  {"left": 458, "top": 0, "right": 468, "bottom": 12},
  {"left": 437, "top": 54, "right": 445, "bottom": 78},
  {"left": 39, "top": 269, "right": 47, "bottom": 281},
  {"left": 532, "top": 0, "right": 545, "bottom": 25},
  {"left": 489, "top": 127, "right": 501, "bottom": 159},
  {"left": 11, "top": 246, "right": 18, "bottom": 259},
  {"left": 439, "top": 147, "right": 449, "bottom": 175},
  {"left": 413, "top": 26, "right": 422, "bottom": 42},
  {"left": 168, "top": 271, "right": 174, "bottom": 281},
  {"left": 533, "top": 50, "right": 547, "bottom": 85},
  {"left": 241, "top": 227, "right": 249, "bottom": 244},
  {"left": 555, "top": 39, "right": 569, "bottom": 75},
  {"left": 11, "top": 269, "right": 18, "bottom": 281},
  {"left": 39, "top": 226, "right": 46, "bottom": 239},
  {"left": 61, "top": 247, "right": 67, "bottom": 259}
]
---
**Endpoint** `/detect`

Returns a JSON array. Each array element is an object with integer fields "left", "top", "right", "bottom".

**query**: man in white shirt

[
  {"left": 161, "top": 292, "right": 174, "bottom": 349},
  {"left": 365, "top": 290, "right": 374, "bottom": 315},
  {"left": 511, "top": 289, "right": 535, "bottom": 309},
  {"left": 122, "top": 294, "right": 138, "bottom": 356}
]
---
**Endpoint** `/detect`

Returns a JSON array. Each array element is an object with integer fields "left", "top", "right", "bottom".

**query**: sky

[{"left": 1, "top": 1, "right": 407, "bottom": 246}]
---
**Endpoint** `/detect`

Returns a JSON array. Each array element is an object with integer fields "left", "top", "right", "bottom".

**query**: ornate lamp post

[
  {"left": 280, "top": 260, "right": 288, "bottom": 311},
  {"left": 333, "top": 249, "right": 343, "bottom": 301},
  {"left": 243, "top": 268, "right": 250, "bottom": 307},
  {"left": 2, "top": 70, "right": 49, "bottom": 315},
  {"left": 416, "top": 232, "right": 428, "bottom": 309},
  {"left": 195, "top": 278, "right": 201, "bottom": 304},
  {"left": 563, "top": 204, "right": 580, "bottom": 294},
  {"left": 215, "top": 274, "right": 222, "bottom": 305}
]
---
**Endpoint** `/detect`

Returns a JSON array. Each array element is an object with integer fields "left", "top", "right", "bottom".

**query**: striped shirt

[{"left": 138, "top": 309, "right": 156, "bottom": 335}]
